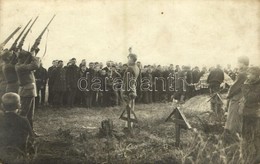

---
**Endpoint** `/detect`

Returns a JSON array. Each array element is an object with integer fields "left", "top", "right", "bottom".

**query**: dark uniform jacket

[
  {"left": 0, "top": 61, "right": 7, "bottom": 99},
  {"left": 47, "top": 66, "right": 56, "bottom": 87},
  {"left": 192, "top": 70, "right": 201, "bottom": 83},
  {"left": 0, "top": 112, "right": 33, "bottom": 151},
  {"left": 15, "top": 56, "right": 39, "bottom": 97},
  {"left": 207, "top": 68, "right": 224, "bottom": 84},
  {"left": 52, "top": 67, "right": 67, "bottom": 92},
  {"left": 66, "top": 64, "right": 79, "bottom": 89},
  {"left": 2, "top": 63, "right": 19, "bottom": 93}
]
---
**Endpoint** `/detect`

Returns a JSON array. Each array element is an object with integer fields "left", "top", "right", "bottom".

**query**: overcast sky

[{"left": 0, "top": 0, "right": 260, "bottom": 68}]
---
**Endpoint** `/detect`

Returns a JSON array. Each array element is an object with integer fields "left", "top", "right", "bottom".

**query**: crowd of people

[
  {"left": 36, "top": 58, "right": 236, "bottom": 109},
  {"left": 0, "top": 47, "right": 259, "bottom": 163}
]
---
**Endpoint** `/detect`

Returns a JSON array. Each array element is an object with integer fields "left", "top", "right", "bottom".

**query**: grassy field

[{"left": 2, "top": 94, "right": 244, "bottom": 164}]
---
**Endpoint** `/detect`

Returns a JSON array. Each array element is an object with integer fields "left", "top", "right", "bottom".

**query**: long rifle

[
  {"left": 31, "top": 14, "right": 56, "bottom": 55},
  {"left": 10, "top": 19, "right": 32, "bottom": 51},
  {"left": 17, "top": 16, "right": 39, "bottom": 51},
  {"left": 0, "top": 27, "right": 21, "bottom": 50}
]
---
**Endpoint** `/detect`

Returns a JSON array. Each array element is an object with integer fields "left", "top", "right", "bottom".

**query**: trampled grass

[{"left": 0, "top": 94, "right": 249, "bottom": 164}]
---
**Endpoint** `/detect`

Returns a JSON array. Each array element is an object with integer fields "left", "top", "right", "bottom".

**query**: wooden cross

[
  {"left": 207, "top": 93, "right": 224, "bottom": 114},
  {"left": 165, "top": 107, "right": 192, "bottom": 147},
  {"left": 119, "top": 100, "right": 138, "bottom": 131}
]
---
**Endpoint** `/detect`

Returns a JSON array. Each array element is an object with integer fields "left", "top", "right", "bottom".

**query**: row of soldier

[{"left": 0, "top": 16, "right": 55, "bottom": 154}]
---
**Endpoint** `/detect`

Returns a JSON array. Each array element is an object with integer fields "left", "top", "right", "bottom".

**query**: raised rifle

[
  {"left": 10, "top": 19, "right": 32, "bottom": 51},
  {"left": 17, "top": 16, "right": 39, "bottom": 51},
  {"left": 30, "top": 14, "right": 56, "bottom": 55},
  {"left": 0, "top": 27, "right": 21, "bottom": 50}
]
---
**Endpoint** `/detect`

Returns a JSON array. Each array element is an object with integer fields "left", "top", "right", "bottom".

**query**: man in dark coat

[
  {"left": 78, "top": 64, "right": 87, "bottom": 106},
  {"left": 84, "top": 62, "right": 95, "bottom": 108},
  {"left": 0, "top": 92, "right": 34, "bottom": 153},
  {"left": 15, "top": 50, "right": 39, "bottom": 130},
  {"left": 66, "top": 58, "right": 79, "bottom": 108},
  {"left": 34, "top": 60, "right": 47, "bottom": 108},
  {"left": 141, "top": 66, "right": 153, "bottom": 104},
  {"left": 207, "top": 64, "right": 224, "bottom": 93},
  {"left": 1, "top": 50, "right": 19, "bottom": 94},
  {"left": 52, "top": 60, "right": 66, "bottom": 108},
  {"left": 47, "top": 60, "right": 58, "bottom": 106}
]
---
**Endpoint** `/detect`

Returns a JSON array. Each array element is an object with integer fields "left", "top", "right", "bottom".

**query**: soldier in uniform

[
  {"left": 34, "top": 59, "right": 48, "bottom": 108},
  {"left": 1, "top": 50, "right": 19, "bottom": 93},
  {"left": 0, "top": 52, "right": 7, "bottom": 105},
  {"left": 0, "top": 92, "right": 34, "bottom": 153},
  {"left": 15, "top": 50, "right": 39, "bottom": 131},
  {"left": 122, "top": 53, "right": 140, "bottom": 127}
]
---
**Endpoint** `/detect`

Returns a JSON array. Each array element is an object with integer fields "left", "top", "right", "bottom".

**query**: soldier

[
  {"left": 15, "top": 50, "right": 39, "bottom": 131},
  {"left": 66, "top": 58, "right": 79, "bottom": 108},
  {"left": 47, "top": 60, "right": 58, "bottom": 106},
  {"left": 122, "top": 53, "right": 140, "bottom": 127},
  {"left": 1, "top": 50, "right": 19, "bottom": 93},
  {"left": 34, "top": 59, "right": 48, "bottom": 108},
  {"left": 52, "top": 60, "right": 66, "bottom": 108},
  {"left": 225, "top": 56, "right": 249, "bottom": 138},
  {"left": 241, "top": 66, "right": 260, "bottom": 164},
  {"left": 0, "top": 92, "right": 34, "bottom": 153},
  {"left": 0, "top": 53, "right": 7, "bottom": 105}
]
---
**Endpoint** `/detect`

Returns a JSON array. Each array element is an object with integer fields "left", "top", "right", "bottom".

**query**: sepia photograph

[{"left": 0, "top": 0, "right": 260, "bottom": 163}]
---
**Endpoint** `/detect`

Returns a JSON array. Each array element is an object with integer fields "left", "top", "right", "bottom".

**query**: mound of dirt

[{"left": 182, "top": 94, "right": 211, "bottom": 113}]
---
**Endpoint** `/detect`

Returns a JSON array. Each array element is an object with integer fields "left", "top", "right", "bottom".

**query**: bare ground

[{"left": 3, "top": 94, "right": 236, "bottom": 164}]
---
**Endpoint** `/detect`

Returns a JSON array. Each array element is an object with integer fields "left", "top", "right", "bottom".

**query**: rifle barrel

[
  {"left": 10, "top": 19, "right": 32, "bottom": 51},
  {"left": 0, "top": 27, "right": 21, "bottom": 48},
  {"left": 17, "top": 16, "right": 39, "bottom": 50},
  {"left": 31, "top": 14, "right": 56, "bottom": 53}
]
